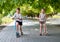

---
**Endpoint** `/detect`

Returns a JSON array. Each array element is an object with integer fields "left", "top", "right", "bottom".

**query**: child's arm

[
  {"left": 17, "top": 18, "right": 22, "bottom": 20},
  {"left": 12, "top": 14, "right": 16, "bottom": 20},
  {"left": 39, "top": 14, "right": 40, "bottom": 21}
]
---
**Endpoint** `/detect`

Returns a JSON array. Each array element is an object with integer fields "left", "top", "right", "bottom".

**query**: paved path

[
  {"left": 0, "top": 20, "right": 60, "bottom": 42},
  {"left": 47, "top": 18, "right": 60, "bottom": 25}
]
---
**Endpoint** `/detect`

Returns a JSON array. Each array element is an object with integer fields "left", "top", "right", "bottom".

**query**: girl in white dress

[{"left": 39, "top": 9, "right": 48, "bottom": 36}]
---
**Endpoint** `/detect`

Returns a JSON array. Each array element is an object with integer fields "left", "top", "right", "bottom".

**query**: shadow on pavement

[
  {"left": 0, "top": 26, "right": 6, "bottom": 30},
  {"left": 48, "top": 33, "right": 60, "bottom": 37}
]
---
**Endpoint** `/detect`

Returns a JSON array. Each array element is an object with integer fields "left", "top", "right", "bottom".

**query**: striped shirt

[
  {"left": 13, "top": 13, "right": 22, "bottom": 22},
  {"left": 39, "top": 13, "right": 46, "bottom": 22}
]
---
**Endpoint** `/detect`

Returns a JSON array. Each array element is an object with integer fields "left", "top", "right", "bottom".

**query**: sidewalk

[
  {"left": 47, "top": 18, "right": 60, "bottom": 25},
  {"left": 0, "top": 20, "right": 60, "bottom": 42}
]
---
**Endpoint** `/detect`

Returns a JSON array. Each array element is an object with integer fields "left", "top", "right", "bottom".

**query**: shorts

[
  {"left": 16, "top": 21, "right": 22, "bottom": 25},
  {"left": 40, "top": 21, "right": 46, "bottom": 24}
]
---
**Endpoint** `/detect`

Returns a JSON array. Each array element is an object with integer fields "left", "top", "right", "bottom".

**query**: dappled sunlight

[
  {"left": 5, "top": 19, "right": 60, "bottom": 26},
  {"left": 23, "top": 20, "right": 39, "bottom": 26},
  {"left": 7, "top": 20, "right": 39, "bottom": 26}
]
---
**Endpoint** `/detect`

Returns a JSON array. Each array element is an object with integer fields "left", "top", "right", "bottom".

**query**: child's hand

[
  {"left": 17, "top": 18, "right": 20, "bottom": 20},
  {"left": 12, "top": 17, "right": 14, "bottom": 19},
  {"left": 17, "top": 18, "right": 22, "bottom": 20}
]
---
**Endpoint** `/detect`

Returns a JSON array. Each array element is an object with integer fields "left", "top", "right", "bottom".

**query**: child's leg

[
  {"left": 16, "top": 22, "right": 19, "bottom": 33},
  {"left": 20, "top": 25, "right": 23, "bottom": 35},
  {"left": 43, "top": 23, "right": 47, "bottom": 33},
  {"left": 16, "top": 22, "right": 20, "bottom": 37},
  {"left": 20, "top": 25, "right": 22, "bottom": 32},
  {"left": 40, "top": 23, "right": 43, "bottom": 34}
]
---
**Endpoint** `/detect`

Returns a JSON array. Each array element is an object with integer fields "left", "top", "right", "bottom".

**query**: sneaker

[
  {"left": 21, "top": 32, "right": 23, "bottom": 35},
  {"left": 43, "top": 32, "right": 48, "bottom": 36},
  {"left": 40, "top": 33, "right": 42, "bottom": 36},
  {"left": 16, "top": 32, "right": 20, "bottom": 38}
]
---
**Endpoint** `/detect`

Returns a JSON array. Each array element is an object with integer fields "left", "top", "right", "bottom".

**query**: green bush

[
  {"left": 2, "top": 17, "right": 13, "bottom": 24},
  {"left": 0, "top": 19, "right": 2, "bottom": 25},
  {"left": 0, "top": 14, "right": 3, "bottom": 25}
]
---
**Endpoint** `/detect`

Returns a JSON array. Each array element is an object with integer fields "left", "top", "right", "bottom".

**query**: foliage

[
  {"left": 0, "top": 0, "right": 60, "bottom": 16},
  {"left": 1, "top": 17, "right": 13, "bottom": 24}
]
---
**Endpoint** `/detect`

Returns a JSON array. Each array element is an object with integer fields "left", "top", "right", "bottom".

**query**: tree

[{"left": 0, "top": 0, "right": 60, "bottom": 17}]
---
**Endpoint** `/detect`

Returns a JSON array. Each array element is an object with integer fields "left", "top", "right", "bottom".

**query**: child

[
  {"left": 12, "top": 8, "right": 23, "bottom": 37},
  {"left": 39, "top": 8, "right": 48, "bottom": 36}
]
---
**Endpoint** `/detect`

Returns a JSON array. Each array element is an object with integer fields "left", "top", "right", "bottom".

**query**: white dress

[{"left": 39, "top": 13, "right": 46, "bottom": 22}]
